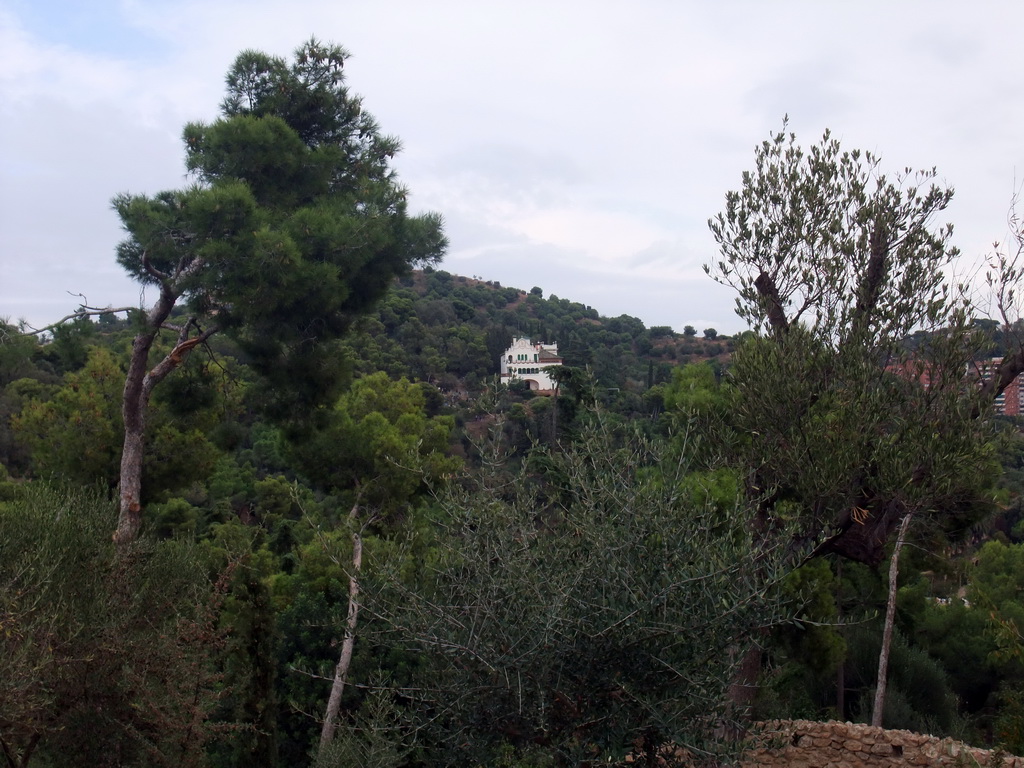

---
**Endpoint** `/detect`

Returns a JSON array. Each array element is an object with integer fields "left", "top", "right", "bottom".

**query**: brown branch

[
  {"left": 141, "top": 251, "right": 169, "bottom": 281},
  {"left": 851, "top": 219, "right": 889, "bottom": 338},
  {"left": 287, "top": 666, "right": 336, "bottom": 682},
  {"left": 21, "top": 305, "right": 138, "bottom": 336},
  {"left": 142, "top": 322, "right": 219, "bottom": 400},
  {"left": 754, "top": 271, "right": 789, "bottom": 335}
]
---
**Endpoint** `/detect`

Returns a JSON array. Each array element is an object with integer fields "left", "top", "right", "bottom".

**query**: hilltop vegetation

[{"left": 341, "top": 267, "right": 733, "bottom": 393}]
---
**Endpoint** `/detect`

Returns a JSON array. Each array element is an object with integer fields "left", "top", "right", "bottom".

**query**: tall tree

[
  {"left": 706, "top": 122, "right": 1006, "bottom": 567},
  {"left": 706, "top": 123, "right": 1012, "bottom": 721},
  {"left": 284, "top": 372, "right": 458, "bottom": 758},
  {"left": 111, "top": 39, "right": 446, "bottom": 544}
]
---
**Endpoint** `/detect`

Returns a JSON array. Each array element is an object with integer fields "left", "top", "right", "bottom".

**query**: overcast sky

[{"left": 3, "top": 1, "right": 1024, "bottom": 336}]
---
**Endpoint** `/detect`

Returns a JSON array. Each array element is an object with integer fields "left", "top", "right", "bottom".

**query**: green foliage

[
  {"left": 313, "top": 679, "right": 411, "bottom": 768},
  {"left": 863, "top": 540, "right": 1024, "bottom": 747},
  {"left": 912, "top": 595, "right": 996, "bottom": 714},
  {"left": 662, "top": 362, "right": 721, "bottom": 413},
  {"left": 0, "top": 482, "right": 233, "bottom": 767},
  {"left": 707, "top": 122, "right": 999, "bottom": 561},
  {"left": 708, "top": 120, "right": 959, "bottom": 341},
  {"left": 383, "top": 413, "right": 786, "bottom": 766},
  {"left": 291, "top": 372, "right": 459, "bottom": 511},
  {"left": 268, "top": 374, "right": 459, "bottom": 763},
  {"left": 335, "top": 270, "right": 730, "bottom": 421},
  {"left": 208, "top": 547, "right": 280, "bottom": 768},
  {"left": 757, "top": 559, "right": 845, "bottom": 720},
  {"left": 10, "top": 343, "right": 225, "bottom": 501},
  {"left": 46, "top": 316, "right": 97, "bottom": 372},
  {"left": 0, "top": 322, "right": 46, "bottom": 387},
  {"left": 971, "top": 540, "right": 1024, "bottom": 613},
  {"left": 995, "top": 686, "right": 1024, "bottom": 755},
  {"left": 701, "top": 121, "right": 1018, "bottom": 740},
  {"left": 12, "top": 346, "right": 124, "bottom": 486},
  {"left": 114, "top": 39, "right": 446, "bottom": 423},
  {"left": 659, "top": 362, "right": 738, "bottom": 476},
  {"left": 143, "top": 422, "right": 222, "bottom": 501},
  {"left": 149, "top": 496, "right": 202, "bottom": 538},
  {"left": 843, "top": 623, "right": 961, "bottom": 734},
  {"left": 969, "top": 540, "right": 1024, "bottom": 742}
]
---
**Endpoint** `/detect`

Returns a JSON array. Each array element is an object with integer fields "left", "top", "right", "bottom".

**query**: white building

[{"left": 500, "top": 337, "right": 562, "bottom": 393}]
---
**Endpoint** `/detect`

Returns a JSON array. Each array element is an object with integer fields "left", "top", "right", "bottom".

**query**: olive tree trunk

[
  {"left": 872, "top": 510, "right": 913, "bottom": 727},
  {"left": 319, "top": 503, "right": 364, "bottom": 754}
]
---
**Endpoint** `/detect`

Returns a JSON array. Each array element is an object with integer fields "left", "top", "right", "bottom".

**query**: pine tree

[{"left": 112, "top": 39, "right": 446, "bottom": 544}]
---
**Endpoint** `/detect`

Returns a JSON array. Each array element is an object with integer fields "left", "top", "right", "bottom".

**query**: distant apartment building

[
  {"left": 888, "top": 356, "right": 1023, "bottom": 417},
  {"left": 971, "top": 357, "right": 1024, "bottom": 416},
  {"left": 500, "top": 337, "right": 562, "bottom": 393}
]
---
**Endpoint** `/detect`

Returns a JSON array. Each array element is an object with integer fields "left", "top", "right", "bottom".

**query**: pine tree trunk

[
  {"left": 872, "top": 510, "right": 913, "bottom": 727},
  {"left": 319, "top": 505, "right": 363, "bottom": 754},
  {"left": 113, "top": 283, "right": 213, "bottom": 545},
  {"left": 116, "top": 419, "right": 147, "bottom": 545},
  {"left": 115, "top": 325, "right": 160, "bottom": 546}
]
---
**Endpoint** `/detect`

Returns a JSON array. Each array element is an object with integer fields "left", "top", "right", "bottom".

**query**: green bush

[
  {"left": 382, "top": 412, "right": 787, "bottom": 766},
  {"left": 0, "top": 481, "right": 231, "bottom": 767}
]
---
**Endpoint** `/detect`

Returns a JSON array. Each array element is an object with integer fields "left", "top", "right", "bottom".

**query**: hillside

[
  {"left": 339, "top": 266, "right": 735, "bottom": 396},
  {"left": 7, "top": 269, "right": 1024, "bottom": 766}
]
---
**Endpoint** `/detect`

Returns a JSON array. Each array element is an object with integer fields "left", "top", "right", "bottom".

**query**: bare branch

[
  {"left": 287, "top": 666, "right": 336, "bottom": 683},
  {"left": 21, "top": 304, "right": 138, "bottom": 336}
]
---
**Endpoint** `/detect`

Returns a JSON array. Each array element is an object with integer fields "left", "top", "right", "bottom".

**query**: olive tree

[
  {"left": 707, "top": 121, "right": 1006, "bottom": 566},
  {"left": 706, "top": 122, "right": 1015, "bottom": 723},
  {"left": 111, "top": 40, "right": 445, "bottom": 544},
  {"left": 380, "top": 413, "right": 787, "bottom": 766}
]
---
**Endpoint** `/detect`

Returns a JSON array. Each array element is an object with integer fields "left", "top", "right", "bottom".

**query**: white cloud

[{"left": 4, "top": 0, "right": 1024, "bottom": 335}]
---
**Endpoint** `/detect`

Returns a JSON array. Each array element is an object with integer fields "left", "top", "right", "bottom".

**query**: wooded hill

[
  {"left": 340, "top": 266, "right": 734, "bottom": 395},
  {"left": 8, "top": 39, "right": 1024, "bottom": 768},
  {"left": 0, "top": 270, "right": 747, "bottom": 767},
  {"left": 1, "top": 267, "right": 733, "bottom": 485}
]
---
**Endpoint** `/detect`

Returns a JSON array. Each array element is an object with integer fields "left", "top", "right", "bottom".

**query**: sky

[{"left": 3, "top": 1, "right": 1024, "bottom": 337}]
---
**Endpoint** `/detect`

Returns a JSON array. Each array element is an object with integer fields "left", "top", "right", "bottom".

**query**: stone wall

[{"left": 742, "top": 720, "right": 1024, "bottom": 768}]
